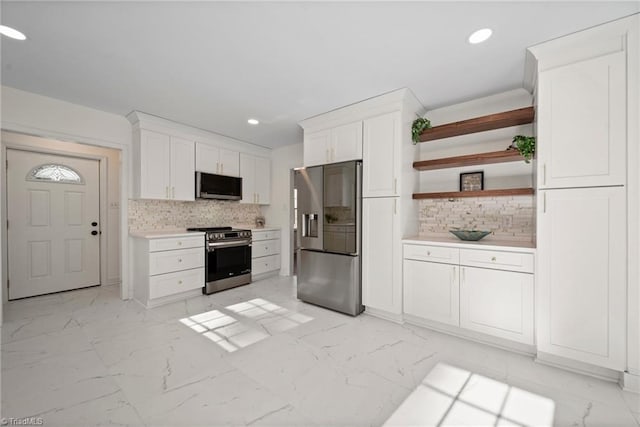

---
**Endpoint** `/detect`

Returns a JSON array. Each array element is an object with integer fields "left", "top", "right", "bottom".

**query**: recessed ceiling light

[
  {"left": 0, "top": 25, "right": 27, "bottom": 41},
  {"left": 247, "top": 119, "right": 259, "bottom": 125},
  {"left": 468, "top": 28, "right": 492, "bottom": 44}
]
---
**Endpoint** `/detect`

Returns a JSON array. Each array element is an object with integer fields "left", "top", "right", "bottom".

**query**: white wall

[
  {"left": 0, "top": 85, "right": 133, "bottom": 309},
  {"left": 263, "top": 143, "right": 303, "bottom": 276}
]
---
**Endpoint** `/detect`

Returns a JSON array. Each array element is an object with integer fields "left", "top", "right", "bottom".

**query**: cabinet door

[
  {"left": 139, "top": 130, "right": 171, "bottom": 199},
  {"left": 239, "top": 153, "right": 256, "bottom": 204},
  {"left": 219, "top": 149, "right": 240, "bottom": 177},
  {"left": 362, "top": 198, "right": 400, "bottom": 314},
  {"left": 170, "top": 137, "right": 195, "bottom": 201},
  {"left": 537, "top": 52, "right": 626, "bottom": 189},
  {"left": 404, "top": 260, "right": 459, "bottom": 326},
  {"left": 195, "top": 143, "right": 219, "bottom": 174},
  {"left": 254, "top": 156, "right": 271, "bottom": 205},
  {"left": 363, "top": 112, "right": 400, "bottom": 197},
  {"left": 537, "top": 187, "right": 626, "bottom": 369},
  {"left": 304, "top": 130, "right": 330, "bottom": 166},
  {"left": 460, "top": 267, "right": 533, "bottom": 344},
  {"left": 331, "top": 121, "right": 363, "bottom": 163}
]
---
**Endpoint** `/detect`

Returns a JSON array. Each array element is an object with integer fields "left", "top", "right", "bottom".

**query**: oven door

[{"left": 206, "top": 241, "right": 252, "bottom": 283}]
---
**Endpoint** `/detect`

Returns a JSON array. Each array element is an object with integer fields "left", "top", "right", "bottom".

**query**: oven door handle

[{"left": 207, "top": 240, "right": 252, "bottom": 251}]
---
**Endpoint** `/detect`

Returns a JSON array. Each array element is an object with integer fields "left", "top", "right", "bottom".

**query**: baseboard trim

[
  {"left": 403, "top": 314, "right": 536, "bottom": 356},
  {"left": 137, "top": 288, "right": 203, "bottom": 309},
  {"left": 622, "top": 371, "right": 640, "bottom": 393},
  {"left": 364, "top": 306, "right": 404, "bottom": 324},
  {"left": 535, "top": 352, "right": 620, "bottom": 383}
]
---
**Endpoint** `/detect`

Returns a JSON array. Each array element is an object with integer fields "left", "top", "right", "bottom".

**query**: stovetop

[{"left": 187, "top": 226, "right": 251, "bottom": 241}]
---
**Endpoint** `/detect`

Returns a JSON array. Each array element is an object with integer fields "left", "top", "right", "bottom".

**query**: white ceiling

[{"left": 1, "top": 2, "right": 638, "bottom": 149}]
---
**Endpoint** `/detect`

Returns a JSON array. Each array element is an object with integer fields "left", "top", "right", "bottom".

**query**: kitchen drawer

[
  {"left": 252, "top": 239, "right": 280, "bottom": 258},
  {"left": 149, "top": 235, "right": 204, "bottom": 252},
  {"left": 252, "top": 254, "right": 280, "bottom": 276},
  {"left": 252, "top": 230, "right": 280, "bottom": 242},
  {"left": 460, "top": 248, "right": 534, "bottom": 273},
  {"left": 403, "top": 244, "right": 459, "bottom": 265},
  {"left": 149, "top": 247, "right": 204, "bottom": 276},
  {"left": 149, "top": 268, "right": 204, "bottom": 299}
]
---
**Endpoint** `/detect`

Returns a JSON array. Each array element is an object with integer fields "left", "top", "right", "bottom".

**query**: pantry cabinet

[
  {"left": 536, "top": 186, "right": 626, "bottom": 369},
  {"left": 240, "top": 153, "right": 271, "bottom": 205},
  {"left": 537, "top": 52, "right": 626, "bottom": 189},
  {"left": 135, "top": 129, "right": 195, "bottom": 201},
  {"left": 195, "top": 142, "right": 240, "bottom": 177},
  {"left": 303, "top": 121, "right": 362, "bottom": 166}
]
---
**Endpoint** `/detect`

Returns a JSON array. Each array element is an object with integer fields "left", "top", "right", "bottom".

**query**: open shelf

[
  {"left": 413, "top": 150, "right": 525, "bottom": 171},
  {"left": 413, "top": 188, "right": 534, "bottom": 200},
  {"left": 418, "top": 106, "right": 535, "bottom": 143}
]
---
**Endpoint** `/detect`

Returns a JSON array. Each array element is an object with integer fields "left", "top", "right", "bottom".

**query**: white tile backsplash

[
  {"left": 128, "top": 199, "right": 262, "bottom": 232},
  {"left": 419, "top": 195, "right": 534, "bottom": 243}
]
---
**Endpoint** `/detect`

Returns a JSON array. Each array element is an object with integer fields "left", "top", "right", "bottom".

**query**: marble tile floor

[{"left": 1, "top": 276, "right": 638, "bottom": 427}]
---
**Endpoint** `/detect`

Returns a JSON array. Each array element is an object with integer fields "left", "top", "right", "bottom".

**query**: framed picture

[{"left": 460, "top": 171, "right": 484, "bottom": 192}]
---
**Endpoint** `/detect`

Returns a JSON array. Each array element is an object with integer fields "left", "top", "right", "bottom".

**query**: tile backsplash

[
  {"left": 419, "top": 195, "right": 534, "bottom": 242},
  {"left": 128, "top": 199, "right": 262, "bottom": 232}
]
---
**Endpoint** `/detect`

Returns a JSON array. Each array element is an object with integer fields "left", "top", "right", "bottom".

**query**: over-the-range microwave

[{"left": 195, "top": 171, "right": 242, "bottom": 200}]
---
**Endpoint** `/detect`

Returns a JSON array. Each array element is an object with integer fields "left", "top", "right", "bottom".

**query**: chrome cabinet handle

[{"left": 172, "top": 187, "right": 175, "bottom": 199}]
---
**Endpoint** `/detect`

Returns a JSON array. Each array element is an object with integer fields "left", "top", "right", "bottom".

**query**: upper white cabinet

[
  {"left": 362, "top": 112, "right": 401, "bottom": 198},
  {"left": 537, "top": 52, "right": 626, "bottom": 189},
  {"left": 240, "top": 153, "right": 271, "bottom": 205},
  {"left": 135, "top": 129, "right": 195, "bottom": 201},
  {"left": 195, "top": 143, "right": 240, "bottom": 177},
  {"left": 303, "top": 121, "right": 362, "bottom": 166},
  {"left": 536, "top": 186, "right": 626, "bottom": 370}
]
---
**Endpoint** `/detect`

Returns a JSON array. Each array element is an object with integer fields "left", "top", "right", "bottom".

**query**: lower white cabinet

[
  {"left": 251, "top": 229, "right": 280, "bottom": 277},
  {"left": 363, "top": 198, "right": 401, "bottom": 316},
  {"left": 460, "top": 266, "right": 534, "bottom": 345},
  {"left": 132, "top": 233, "right": 205, "bottom": 308},
  {"left": 403, "top": 242, "right": 535, "bottom": 345}
]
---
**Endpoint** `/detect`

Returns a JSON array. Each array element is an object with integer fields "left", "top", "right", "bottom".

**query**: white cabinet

[
  {"left": 251, "top": 229, "right": 280, "bottom": 276},
  {"left": 362, "top": 198, "right": 401, "bottom": 316},
  {"left": 362, "top": 112, "right": 401, "bottom": 198},
  {"left": 132, "top": 233, "right": 205, "bottom": 308},
  {"left": 537, "top": 186, "right": 626, "bottom": 369},
  {"left": 303, "top": 121, "right": 362, "bottom": 166},
  {"left": 537, "top": 52, "right": 626, "bottom": 189},
  {"left": 460, "top": 266, "right": 534, "bottom": 345},
  {"left": 135, "top": 129, "right": 195, "bottom": 201},
  {"left": 240, "top": 154, "right": 271, "bottom": 205},
  {"left": 402, "top": 242, "right": 535, "bottom": 345},
  {"left": 404, "top": 259, "right": 459, "bottom": 326},
  {"left": 195, "top": 142, "right": 240, "bottom": 177}
]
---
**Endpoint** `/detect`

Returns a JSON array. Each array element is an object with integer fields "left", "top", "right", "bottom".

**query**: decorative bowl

[{"left": 449, "top": 229, "right": 491, "bottom": 241}]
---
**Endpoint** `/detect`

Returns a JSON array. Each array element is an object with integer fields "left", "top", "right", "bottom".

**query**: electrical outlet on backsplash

[
  {"left": 128, "top": 199, "right": 262, "bottom": 232},
  {"left": 418, "top": 195, "right": 534, "bottom": 242}
]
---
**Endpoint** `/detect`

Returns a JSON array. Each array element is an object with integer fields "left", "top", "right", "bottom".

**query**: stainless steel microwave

[{"left": 195, "top": 172, "right": 242, "bottom": 200}]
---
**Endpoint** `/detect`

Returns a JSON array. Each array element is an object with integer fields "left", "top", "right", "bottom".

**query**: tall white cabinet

[{"left": 529, "top": 15, "right": 638, "bottom": 374}]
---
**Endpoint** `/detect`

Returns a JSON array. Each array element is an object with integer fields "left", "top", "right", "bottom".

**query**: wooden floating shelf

[
  {"left": 413, "top": 188, "right": 535, "bottom": 200},
  {"left": 413, "top": 150, "right": 525, "bottom": 171},
  {"left": 418, "top": 106, "right": 535, "bottom": 143}
]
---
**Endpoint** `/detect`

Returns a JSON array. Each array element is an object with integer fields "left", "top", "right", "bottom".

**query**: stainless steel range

[{"left": 186, "top": 227, "right": 252, "bottom": 294}]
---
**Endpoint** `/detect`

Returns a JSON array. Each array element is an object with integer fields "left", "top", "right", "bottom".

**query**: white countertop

[
  {"left": 403, "top": 235, "right": 536, "bottom": 253},
  {"left": 129, "top": 229, "right": 205, "bottom": 239},
  {"left": 234, "top": 224, "right": 281, "bottom": 232}
]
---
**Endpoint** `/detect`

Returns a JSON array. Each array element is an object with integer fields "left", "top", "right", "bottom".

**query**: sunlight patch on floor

[
  {"left": 179, "top": 298, "right": 313, "bottom": 353},
  {"left": 384, "top": 363, "right": 555, "bottom": 427}
]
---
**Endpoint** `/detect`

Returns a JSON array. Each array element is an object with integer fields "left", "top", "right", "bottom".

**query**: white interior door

[{"left": 7, "top": 149, "right": 101, "bottom": 299}]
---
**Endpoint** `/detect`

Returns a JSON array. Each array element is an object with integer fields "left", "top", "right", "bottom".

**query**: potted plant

[
  {"left": 411, "top": 117, "right": 431, "bottom": 144},
  {"left": 509, "top": 135, "right": 536, "bottom": 163}
]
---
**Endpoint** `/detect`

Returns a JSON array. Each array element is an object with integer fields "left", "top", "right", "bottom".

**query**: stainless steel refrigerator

[{"left": 294, "top": 160, "right": 364, "bottom": 316}]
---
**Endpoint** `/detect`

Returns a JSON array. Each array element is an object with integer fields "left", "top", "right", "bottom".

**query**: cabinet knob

[
  {"left": 427, "top": 251, "right": 431, "bottom": 256},
  {"left": 178, "top": 259, "right": 183, "bottom": 262},
  {"left": 491, "top": 256, "right": 497, "bottom": 262},
  {"left": 178, "top": 280, "right": 183, "bottom": 284},
  {"left": 177, "top": 241, "right": 182, "bottom": 246}
]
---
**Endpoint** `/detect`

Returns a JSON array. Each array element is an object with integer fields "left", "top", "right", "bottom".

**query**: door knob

[
  {"left": 91, "top": 230, "right": 98, "bottom": 236},
  {"left": 91, "top": 222, "right": 98, "bottom": 226}
]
